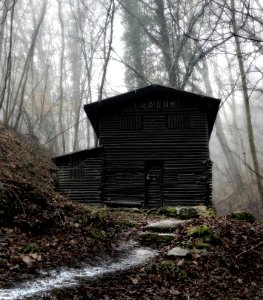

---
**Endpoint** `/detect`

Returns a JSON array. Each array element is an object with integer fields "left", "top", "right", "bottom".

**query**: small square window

[
  {"left": 166, "top": 114, "right": 190, "bottom": 129},
  {"left": 70, "top": 160, "right": 84, "bottom": 180},
  {"left": 120, "top": 114, "right": 143, "bottom": 130}
]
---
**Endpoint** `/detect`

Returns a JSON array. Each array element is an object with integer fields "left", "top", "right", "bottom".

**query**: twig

[{"left": 236, "top": 241, "right": 263, "bottom": 258}]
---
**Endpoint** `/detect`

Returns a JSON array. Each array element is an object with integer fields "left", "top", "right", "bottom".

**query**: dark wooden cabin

[{"left": 54, "top": 85, "right": 220, "bottom": 208}]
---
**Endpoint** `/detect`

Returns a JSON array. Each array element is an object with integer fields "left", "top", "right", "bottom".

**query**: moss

[
  {"left": 191, "top": 242, "right": 210, "bottom": 250},
  {"left": 140, "top": 232, "right": 174, "bottom": 245},
  {"left": 147, "top": 207, "right": 165, "bottom": 215},
  {"left": 21, "top": 243, "right": 41, "bottom": 254},
  {"left": 121, "top": 219, "right": 137, "bottom": 227},
  {"left": 148, "top": 206, "right": 215, "bottom": 219},
  {"left": 178, "top": 207, "right": 199, "bottom": 220},
  {"left": 90, "top": 209, "right": 107, "bottom": 227},
  {"left": 89, "top": 229, "right": 106, "bottom": 241},
  {"left": 199, "top": 207, "right": 216, "bottom": 218},
  {"left": 218, "top": 282, "right": 228, "bottom": 290},
  {"left": 80, "top": 217, "right": 90, "bottom": 226},
  {"left": 165, "top": 207, "right": 177, "bottom": 217},
  {"left": 230, "top": 211, "right": 255, "bottom": 223},
  {"left": 147, "top": 207, "right": 177, "bottom": 217},
  {"left": 188, "top": 224, "right": 212, "bottom": 238}
]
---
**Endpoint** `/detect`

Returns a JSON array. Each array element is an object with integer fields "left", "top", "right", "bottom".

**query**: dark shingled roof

[{"left": 84, "top": 84, "right": 220, "bottom": 137}]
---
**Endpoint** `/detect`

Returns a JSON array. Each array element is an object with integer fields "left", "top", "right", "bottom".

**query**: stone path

[
  {"left": 0, "top": 217, "right": 195, "bottom": 299},
  {"left": 145, "top": 219, "right": 189, "bottom": 231},
  {"left": 140, "top": 219, "right": 190, "bottom": 257}
]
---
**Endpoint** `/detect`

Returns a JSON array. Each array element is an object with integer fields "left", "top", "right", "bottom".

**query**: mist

[{"left": 0, "top": 0, "right": 262, "bottom": 216}]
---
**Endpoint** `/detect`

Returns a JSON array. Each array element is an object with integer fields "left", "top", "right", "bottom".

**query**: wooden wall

[
  {"left": 99, "top": 92, "right": 212, "bottom": 208},
  {"left": 54, "top": 87, "right": 218, "bottom": 208},
  {"left": 54, "top": 148, "right": 103, "bottom": 205}
]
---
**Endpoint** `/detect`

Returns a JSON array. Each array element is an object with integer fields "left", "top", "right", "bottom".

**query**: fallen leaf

[
  {"left": 177, "top": 259, "right": 185, "bottom": 266},
  {"left": 192, "top": 260, "right": 198, "bottom": 265},
  {"left": 29, "top": 252, "right": 42, "bottom": 261},
  {"left": 21, "top": 255, "right": 33, "bottom": 266},
  {"left": 192, "top": 252, "right": 201, "bottom": 259},
  {"left": 57, "top": 233, "right": 66, "bottom": 241},
  {"left": 170, "top": 288, "right": 181, "bottom": 296},
  {"left": 131, "top": 277, "right": 139, "bottom": 285}
]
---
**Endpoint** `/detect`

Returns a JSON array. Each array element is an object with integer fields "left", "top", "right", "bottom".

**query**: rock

[
  {"left": 178, "top": 207, "right": 199, "bottom": 219},
  {"left": 145, "top": 219, "right": 189, "bottom": 232},
  {"left": 164, "top": 207, "right": 178, "bottom": 217},
  {"left": 146, "top": 208, "right": 159, "bottom": 215},
  {"left": 188, "top": 241, "right": 210, "bottom": 250},
  {"left": 198, "top": 206, "right": 216, "bottom": 218},
  {"left": 147, "top": 206, "right": 216, "bottom": 219},
  {"left": 187, "top": 224, "right": 212, "bottom": 238},
  {"left": 147, "top": 207, "right": 177, "bottom": 216},
  {"left": 139, "top": 232, "right": 174, "bottom": 244},
  {"left": 230, "top": 211, "right": 255, "bottom": 223},
  {"left": 167, "top": 247, "right": 190, "bottom": 257}
]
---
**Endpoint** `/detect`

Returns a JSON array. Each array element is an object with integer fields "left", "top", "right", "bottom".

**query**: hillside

[
  {"left": 0, "top": 124, "right": 263, "bottom": 300},
  {"left": 0, "top": 124, "right": 125, "bottom": 287}
]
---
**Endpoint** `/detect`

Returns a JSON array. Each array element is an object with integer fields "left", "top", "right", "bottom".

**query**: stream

[{"left": 0, "top": 245, "right": 157, "bottom": 299}]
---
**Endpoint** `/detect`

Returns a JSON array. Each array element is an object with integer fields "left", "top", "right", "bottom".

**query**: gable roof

[{"left": 84, "top": 84, "right": 220, "bottom": 137}]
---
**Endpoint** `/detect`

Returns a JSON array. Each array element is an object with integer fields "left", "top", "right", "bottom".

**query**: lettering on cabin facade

[{"left": 54, "top": 85, "right": 220, "bottom": 208}]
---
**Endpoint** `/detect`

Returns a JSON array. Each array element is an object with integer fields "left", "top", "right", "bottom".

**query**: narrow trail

[
  {"left": 0, "top": 219, "right": 185, "bottom": 300},
  {"left": 0, "top": 246, "right": 157, "bottom": 300}
]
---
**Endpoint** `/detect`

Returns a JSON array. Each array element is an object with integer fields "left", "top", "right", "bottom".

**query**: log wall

[
  {"left": 99, "top": 94, "right": 212, "bottom": 208},
  {"left": 54, "top": 86, "right": 219, "bottom": 208},
  {"left": 54, "top": 148, "right": 103, "bottom": 205}
]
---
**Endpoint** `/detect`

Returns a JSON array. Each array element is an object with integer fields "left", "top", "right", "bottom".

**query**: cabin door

[{"left": 145, "top": 161, "right": 163, "bottom": 208}]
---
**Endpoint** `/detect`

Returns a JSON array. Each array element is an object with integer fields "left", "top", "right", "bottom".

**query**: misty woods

[{"left": 0, "top": 0, "right": 262, "bottom": 216}]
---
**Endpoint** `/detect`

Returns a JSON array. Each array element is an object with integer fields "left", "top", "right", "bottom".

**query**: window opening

[
  {"left": 166, "top": 114, "right": 190, "bottom": 129},
  {"left": 120, "top": 114, "right": 143, "bottom": 130},
  {"left": 70, "top": 160, "right": 84, "bottom": 180}
]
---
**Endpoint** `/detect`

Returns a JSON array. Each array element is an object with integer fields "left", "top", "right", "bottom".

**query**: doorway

[{"left": 145, "top": 161, "right": 163, "bottom": 208}]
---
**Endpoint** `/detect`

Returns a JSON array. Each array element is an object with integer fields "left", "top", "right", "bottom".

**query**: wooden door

[{"left": 145, "top": 161, "right": 163, "bottom": 208}]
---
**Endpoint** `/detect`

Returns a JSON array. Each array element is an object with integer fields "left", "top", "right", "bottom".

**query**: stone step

[
  {"left": 166, "top": 247, "right": 190, "bottom": 257},
  {"left": 138, "top": 231, "right": 174, "bottom": 244},
  {"left": 145, "top": 219, "right": 189, "bottom": 232}
]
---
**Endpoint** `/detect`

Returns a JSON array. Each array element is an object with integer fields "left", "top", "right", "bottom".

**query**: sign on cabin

[{"left": 54, "top": 85, "right": 220, "bottom": 208}]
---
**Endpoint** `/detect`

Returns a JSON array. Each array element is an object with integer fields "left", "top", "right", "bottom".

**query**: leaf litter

[{"left": 0, "top": 123, "right": 263, "bottom": 299}]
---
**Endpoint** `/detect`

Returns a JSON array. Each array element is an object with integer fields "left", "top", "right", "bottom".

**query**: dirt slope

[
  {"left": 0, "top": 124, "right": 124, "bottom": 287},
  {"left": 0, "top": 124, "right": 262, "bottom": 300}
]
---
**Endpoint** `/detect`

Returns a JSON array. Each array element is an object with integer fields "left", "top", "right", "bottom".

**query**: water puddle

[{"left": 0, "top": 247, "right": 157, "bottom": 300}]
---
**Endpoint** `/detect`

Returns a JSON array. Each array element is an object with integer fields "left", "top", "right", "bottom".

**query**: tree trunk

[
  {"left": 0, "top": 3, "right": 15, "bottom": 110},
  {"left": 231, "top": 0, "right": 263, "bottom": 205},
  {"left": 57, "top": 0, "right": 66, "bottom": 154},
  {"left": 11, "top": 0, "right": 47, "bottom": 130},
  {"left": 123, "top": 0, "right": 147, "bottom": 88},
  {"left": 98, "top": 0, "right": 115, "bottom": 101},
  {"left": 198, "top": 60, "right": 244, "bottom": 196}
]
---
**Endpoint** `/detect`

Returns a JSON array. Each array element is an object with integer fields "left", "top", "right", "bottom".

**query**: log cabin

[{"left": 54, "top": 85, "right": 220, "bottom": 208}]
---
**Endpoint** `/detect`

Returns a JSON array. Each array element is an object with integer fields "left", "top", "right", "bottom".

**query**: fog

[{"left": 0, "top": 0, "right": 262, "bottom": 216}]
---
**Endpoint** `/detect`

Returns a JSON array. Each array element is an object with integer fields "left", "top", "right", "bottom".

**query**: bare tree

[
  {"left": 230, "top": 0, "right": 263, "bottom": 204},
  {"left": 120, "top": 0, "right": 263, "bottom": 214},
  {"left": 197, "top": 59, "right": 245, "bottom": 198},
  {"left": 0, "top": 0, "right": 15, "bottom": 111},
  {"left": 57, "top": 0, "right": 66, "bottom": 154},
  {"left": 98, "top": 0, "right": 115, "bottom": 101}
]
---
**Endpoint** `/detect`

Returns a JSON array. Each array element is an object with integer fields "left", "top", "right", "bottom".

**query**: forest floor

[{"left": 0, "top": 123, "right": 263, "bottom": 300}]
